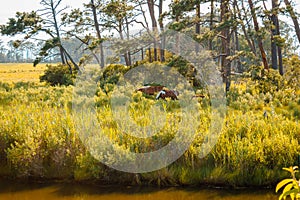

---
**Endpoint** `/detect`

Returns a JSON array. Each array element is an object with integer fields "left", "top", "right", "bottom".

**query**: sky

[
  {"left": 0, "top": 0, "right": 299, "bottom": 24},
  {"left": 0, "top": 0, "right": 87, "bottom": 25},
  {"left": 0, "top": 0, "right": 299, "bottom": 34}
]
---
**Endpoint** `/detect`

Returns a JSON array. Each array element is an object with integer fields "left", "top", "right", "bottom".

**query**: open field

[{"left": 0, "top": 63, "right": 46, "bottom": 83}]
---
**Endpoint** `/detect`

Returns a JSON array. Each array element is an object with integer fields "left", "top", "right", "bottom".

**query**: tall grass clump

[{"left": 0, "top": 83, "right": 81, "bottom": 178}]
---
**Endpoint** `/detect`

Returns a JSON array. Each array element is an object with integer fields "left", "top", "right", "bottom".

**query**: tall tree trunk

[
  {"left": 139, "top": 30, "right": 144, "bottom": 61},
  {"left": 195, "top": 3, "right": 201, "bottom": 53},
  {"left": 248, "top": 0, "right": 269, "bottom": 70},
  {"left": 147, "top": 0, "right": 157, "bottom": 28},
  {"left": 91, "top": 0, "right": 105, "bottom": 68},
  {"left": 147, "top": 0, "right": 158, "bottom": 61},
  {"left": 235, "top": 1, "right": 257, "bottom": 56},
  {"left": 271, "top": 0, "right": 283, "bottom": 74},
  {"left": 50, "top": 0, "right": 65, "bottom": 65},
  {"left": 276, "top": 11, "right": 284, "bottom": 75},
  {"left": 50, "top": 0, "right": 79, "bottom": 71},
  {"left": 175, "top": 15, "right": 180, "bottom": 55},
  {"left": 220, "top": 0, "right": 231, "bottom": 92},
  {"left": 148, "top": 47, "right": 152, "bottom": 62},
  {"left": 284, "top": 0, "right": 300, "bottom": 44},
  {"left": 209, "top": 0, "right": 214, "bottom": 51},
  {"left": 118, "top": 23, "right": 130, "bottom": 66},
  {"left": 125, "top": 17, "right": 132, "bottom": 66},
  {"left": 159, "top": 0, "right": 165, "bottom": 62},
  {"left": 271, "top": 0, "right": 278, "bottom": 70},
  {"left": 233, "top": 0, "right": 242, "bottom": 73},
  {"left": 277, "top": 39, "right": 283, "bottom": 75}
]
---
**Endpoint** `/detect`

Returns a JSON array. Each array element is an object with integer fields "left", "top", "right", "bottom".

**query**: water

[{"left": 0, "top": 180, "right": 278, "bottom": 200}]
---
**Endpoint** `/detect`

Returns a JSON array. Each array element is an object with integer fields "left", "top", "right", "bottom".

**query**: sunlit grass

[{"left": 0, "top": 63, "right": 299, "bottom": 186}]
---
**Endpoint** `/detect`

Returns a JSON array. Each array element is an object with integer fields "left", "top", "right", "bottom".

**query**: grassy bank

[
  {"left": 0, "top": 78, "right": 299, "bottom": 188},
  {"left": 0, "top": 83, "right": 300, "bottom": 186}
]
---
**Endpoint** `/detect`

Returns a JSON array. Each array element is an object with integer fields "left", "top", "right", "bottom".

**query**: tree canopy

[{"left": 0, "top": 0, "right": 299, "bottom": 90}]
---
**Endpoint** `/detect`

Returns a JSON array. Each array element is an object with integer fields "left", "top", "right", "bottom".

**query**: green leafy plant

[
  {"left": 40, "top": 64, "right": 77, "bottom": 86},
  {"left": 276, "top": 166, "right": 300, "bottom": 200}
]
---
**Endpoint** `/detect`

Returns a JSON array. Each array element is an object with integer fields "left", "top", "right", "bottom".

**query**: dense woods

[{"left": 0, "top": 0, "right": 299, "bottom": 75}]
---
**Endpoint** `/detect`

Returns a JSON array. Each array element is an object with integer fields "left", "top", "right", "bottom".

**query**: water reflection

[{"left": 0, "top": 180, "right": 277, "bottom": 200}]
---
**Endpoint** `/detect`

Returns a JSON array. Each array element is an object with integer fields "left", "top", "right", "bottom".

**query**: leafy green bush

[
  {"left": 98, "top": 64, "right": 131, "bottom": 94},
  {"left": 0, "top": 82, "right": 12, "bottom": 92},
  {"left": 247, "top": 67, "right": 285, "bottom": 94},
  {"left": 167, "top": 56, "right": 203, "bottom": 89},
  {"left": 40, "top": 64, "right": 77, "bottom": 86}
]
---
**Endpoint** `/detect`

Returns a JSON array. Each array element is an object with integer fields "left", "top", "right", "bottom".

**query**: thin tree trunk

[
  {"left": 147, "top": 0, "right": 158, "bottom": 61},
  {"left": 284, "top": 0, "right": 300, "bottom": 44},
  {"left": 235, "top": 1, "right": 256, "bottom": 56},
  {"left": 271, "top": 0, "right": 278, "bottom": 70},
  {"left": 278, "top": 43, "right": 283, "bottom": 75},
  {"left": 49, "top": 1, "right": 78, "bottom": 70},
  {"left": 125, "top": 17, "right": 131, "bottom": 66},
  {"left": 270, "top": 0, "right": 283, "bottom": 74},
  {"left": 147, "top": 0, "right": 157, "bottom": 28},
  {"left": 195, "top": 3, "right": 201, "bottom": 53},
  {"left": 233, "top": 0, "right": 242, "bottom": 72},
  {"left": 248, "top": 0, "right": 269, "bottom": 70},
  {"left": 118, "top": 23, "right": 130, "bottom": 66},
  {"left": 276, "top": 12, "right": 284, "bottom": 75},
  {"left": 50, "top": 0, "right": 65, "bottom": 65},
  {"left": 62, "top": 46, "right": 79, "bottom": 70},
  {"left": 91, "top": 0, "right": 105, "bottom": 68},
  {"left": 148, "top": 47, "right": 152, "bottom": 62},
  {"left": 209, "top": 0, "right": 214, "bottom": 51},
  {"left": 139, "top": 31, "right": 144, "bottom": 61},
  {"left": 159, "top": 0, "right": 165, "bottom": 62},
  {"left": 153, "top": 41, "right": 157, "bottom": 62},
  {"left": 220, "top": 0, "right": 231, "bottom": 92},
  {"left": 175, "top": 15, "right": 180, "bottom": 55}
]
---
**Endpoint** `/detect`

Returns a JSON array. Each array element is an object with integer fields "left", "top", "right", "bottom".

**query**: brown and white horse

[
  {"left": 136, "top": 85, "right": 165, "bottom": 95},
  {"left": 156, "top": 89, "right": 179, "bottom": 100}
]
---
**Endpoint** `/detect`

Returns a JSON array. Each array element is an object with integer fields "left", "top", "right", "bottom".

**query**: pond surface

[{"left": 0, "top": 180, "right": 278, "bottom": 200}]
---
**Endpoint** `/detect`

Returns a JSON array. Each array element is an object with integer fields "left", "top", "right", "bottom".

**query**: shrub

[
  {"left": 284, "top": 55, "right": 300, "bottom": 91},
  {"left": 0, "top": 82, "right": 12, "bottom": 92},
  {"left": 167, "top": 56, "right": 203, "bottom": 89},
  {"left": 40, "top": 64, "right": 76, "bottom": 86},
  {"left": 98, "top": 64, "right": 131, "bottom": 94}
]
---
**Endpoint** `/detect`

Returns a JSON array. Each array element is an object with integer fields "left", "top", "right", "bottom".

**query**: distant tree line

[{"left": 0, "top": 38, "right": 87, "bottom": 63}]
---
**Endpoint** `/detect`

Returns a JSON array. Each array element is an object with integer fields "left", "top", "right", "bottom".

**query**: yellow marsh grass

[{"left": 0, "top": 63, "right": 46, "bottom": 82}]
